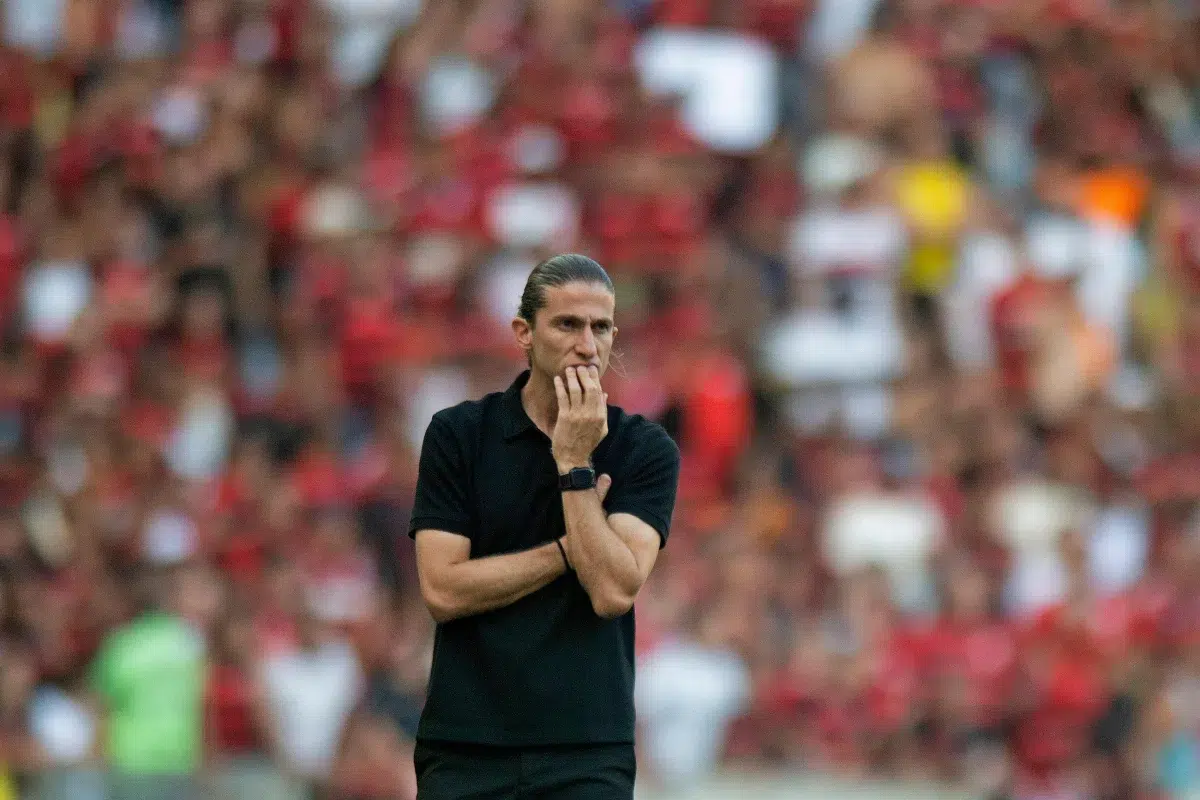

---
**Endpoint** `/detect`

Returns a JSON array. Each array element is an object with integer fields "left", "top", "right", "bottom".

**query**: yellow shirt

[
  {"left": 894, "top": 160, "right": 970, "bottom": 294},
  {"left": 0, "top": 770, "right": 15, "bottom": 800}
]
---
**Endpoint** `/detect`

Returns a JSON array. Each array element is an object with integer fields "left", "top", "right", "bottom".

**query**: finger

[
  {"left": 576, "top": 364, "right": 593, "bottom": 389},
  {"left": 578, "top": 365, "right": 598, "bottom": 406},
  {"left": 565, "top": 366, "right": 584, "bottom": 408},
  {"left": 597, "top": 473, "right": 612, "bottom": 502},
  {"left": 584, "top": 367, "right": 606, "bottom": 413},
  {"left": 586, "top": 366, "right": 604, "bottom": 408},
  {"left": 554, "top": 376, "right": 568, "bottom": 410}
]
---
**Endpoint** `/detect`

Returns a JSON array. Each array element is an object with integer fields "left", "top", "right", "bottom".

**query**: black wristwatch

[{"left": 558, "top": 467, "right": 597, "bottom": 492}]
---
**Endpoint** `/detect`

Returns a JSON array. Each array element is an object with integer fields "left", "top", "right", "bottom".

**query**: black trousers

[{"left": 414, "top": 740, "right": 636, "bottom": 800}]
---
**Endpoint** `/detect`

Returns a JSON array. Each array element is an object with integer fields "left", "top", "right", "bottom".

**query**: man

[
  {"left": 89, "top": 566, "right": 206, "bottom": 800},
  {"left": 259, "top": 605, "right": 363, "bottom": 797},
  {"left": 408, "top": 253, "right": 681, "bottom": 799}
]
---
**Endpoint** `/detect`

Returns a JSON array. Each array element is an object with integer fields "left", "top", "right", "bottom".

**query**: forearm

[
  {"left": 560, "top": 487, "right": 640, "bottom": 617},
  {"left": 425, "top": 543, "right": 566, "bottom": 623}
]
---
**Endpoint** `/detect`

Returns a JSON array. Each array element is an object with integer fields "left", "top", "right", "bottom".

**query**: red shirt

[
  {"left": 70, "top": 347, "right": 130, "bottom": 408},
  {"left": 176, "top": 334, "right": 231, "bottom": 385},
  {"left": 0, "top": 216, "right": 22, "bottom": 322},
  {"left": 737, "top": 0, "right": 810, "bottom": 50},
  {"left": 362, "top": 145, "right": 417, "bottom": 206},
  {"left": 1028, "top": 599, "right": 1103, "bottom": 666},
  {"left": 558, "top": 80, "right": 619, "bottom": 155},
  {"left": 215, "top": 525, "right": 269, "bottom": 586},
  {"left": 210, "top": 470, "right": 260, "bottom": 520},
  {"left": 0, "top": 51, "right": 34, "bottom": 128},
  {"left": 89, "top": 467, "right": 139, "bottom": 539},
  {"left": 591, "top": 192, "right": 646, "bottom": 266},
  {"left": 990, "top": 274, "right": 1050, "bottom": 395},
  {"left": 1179, "top": 310, "right": 1200, "bottom": 389},
  {"left": 648, "top": 191, "right": 706, "bottom": 260},
  {"left": 290, "top": 450, "right": 349, "bottom": 508},
  {"left": 206, "top": 664, "right": 265, "bottom": 755},
  {"left": 254, "top": 611, "right": 299, "bottom": 658},
  {"left": 1174, "top": 196, "right": 1200, "bottom": 292},
  {"left": 123, "top": 401, "right": 174, "bottom": 448},
  {"left": 653, "top": 0, "right": 712, "bottom": 26},
  {"left": 182, "top": 39, "right": 234, "bottom": 86},
  {"left": 864, "top": 638, "right": 921, "bottom": 732},
  {"left": 753, "top": 668, "right": 820, "bottom": 722},
  {"left": 925, "top": 473, "right": 965, "bottom": 522},
  {"left": 680, "top": 351, "right": 753, "bottom": 493},
  {"left": 1158, "top": 585, "right": 1200, "bottom": 650},
  {"left": 936, "top": 63, "right": 985, "bottom": 124},
  {"left": 1135, "top": 453, "right": 1200, "bottom": 504},
  {"left": 340, "top": 298, "right": 401, "bottom": 399},
  {"left": 1026, "top": 588, "right": 1161, "bottom": 677},
  {"left": 100, "top": 261, "right": 154, "bottom": 353},
  {"left": 815, "top": 694, "right": 868, "bottom": 767},
  {"left": 927, "top": 619, "right": 1019, "bottom": 727},
  {"left": 1014, "top": 656, "right": 1107, "bottom": 771},
  {"left": 449, "top": 125, "right": 512, "bottom": 192},
  {"left": 404, "top": 176, "right": 483, "bottom": 237},
  {"left": 267, "top": 180, "right": 310, "bottom": 253}
]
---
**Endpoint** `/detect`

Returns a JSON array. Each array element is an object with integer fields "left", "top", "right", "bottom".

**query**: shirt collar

[{"left": 502, "top": 370, "right": 539, "bottom": 441}]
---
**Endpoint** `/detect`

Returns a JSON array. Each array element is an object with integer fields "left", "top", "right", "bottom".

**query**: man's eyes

[{"left": 557, "top": 320, "right": 611, "bottom": 332}]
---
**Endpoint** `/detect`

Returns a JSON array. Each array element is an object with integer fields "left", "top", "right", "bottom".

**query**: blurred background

[{"left": 1, "top": 0, "right": 1200, "bottom": 799}]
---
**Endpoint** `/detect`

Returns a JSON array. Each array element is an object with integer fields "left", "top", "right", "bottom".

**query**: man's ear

[{"left": 512, "top": 317, "right": 533, "bottom": 351}]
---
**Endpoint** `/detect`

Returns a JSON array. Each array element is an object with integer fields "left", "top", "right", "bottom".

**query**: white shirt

[
  {"left": 824, "top": 491, "right": 944, "bottom": 614},
  {"left": 635, "top": 638, "right": 750, "bottom": 791},
  {"left": 262, "top": 641, "right": 363, "bottom": 779},
  {"left": 320, "top": 0, "right": 423, "bottom": 86},
  {"left": 789, "top": 205, "right": 906, "bottom": 277},
  {"left": 23, "top": 260, "right": 92, "bottom": 345},
  {"left": 945, "top": 231, "right": 1019, "bottom": 370},
  {"left": 4, "top": 0, "right": 64, "bottom": 54},
  {"left": 806, "top": 0, "right": 884, "bottom": 62}
]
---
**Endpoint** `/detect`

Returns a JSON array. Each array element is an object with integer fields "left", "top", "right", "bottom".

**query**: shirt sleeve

[
  {"left": 408, "top": 413, "right": 474, "bottom": 540},
  {"left": 605, "top": 423, "right": 681, "bottom": 548}
]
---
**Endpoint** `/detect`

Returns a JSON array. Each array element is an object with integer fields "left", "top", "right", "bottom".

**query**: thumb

[{"left": 596, "top": 473, "right": 613, "bottom": 502}]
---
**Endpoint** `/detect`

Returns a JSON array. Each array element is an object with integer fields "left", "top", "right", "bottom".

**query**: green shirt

[{"left": 90, "top": 613, "right": 206, "bottom": 774}]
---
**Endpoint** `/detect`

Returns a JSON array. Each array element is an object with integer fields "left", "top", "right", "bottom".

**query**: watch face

[{"left": 567, "top": 468, "right": 595, "bottom": 489}]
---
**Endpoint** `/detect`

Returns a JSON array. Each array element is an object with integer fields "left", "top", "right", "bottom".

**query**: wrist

[{"left": 555, "top": 455, "right": 592, "bottom": 473}]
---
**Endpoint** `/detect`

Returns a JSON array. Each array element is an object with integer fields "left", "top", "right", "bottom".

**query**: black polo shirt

[{"left": 408, "top": 369, "right": 680, "bottom": 747}]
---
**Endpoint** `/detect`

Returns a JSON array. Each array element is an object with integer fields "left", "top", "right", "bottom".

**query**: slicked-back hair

[{"left": 516, "top": 254, "right": 614, "bottom": 329}]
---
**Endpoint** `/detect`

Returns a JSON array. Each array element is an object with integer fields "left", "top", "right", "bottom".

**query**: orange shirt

[{"left": 1077, "top": 166, "right": 1150, "bottom": 229}]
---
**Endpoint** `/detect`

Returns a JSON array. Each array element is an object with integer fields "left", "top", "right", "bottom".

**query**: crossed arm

[
  {"left": 414, "top": 531, "right": 568, "bottom": 623},
  {"left": 413, "top": 501, "right": 660, "bottom": 623},
  {"left": 559, "top": 492, "right": 661, "bottom": 619}
]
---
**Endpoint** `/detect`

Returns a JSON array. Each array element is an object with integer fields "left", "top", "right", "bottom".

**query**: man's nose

[{"left": 575, "top": 328, "right": 597, "bottom": 356}]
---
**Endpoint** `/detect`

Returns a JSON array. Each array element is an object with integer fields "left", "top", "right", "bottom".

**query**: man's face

[{"left": 514, "top": 281, "right": 616, "bottom": 381}]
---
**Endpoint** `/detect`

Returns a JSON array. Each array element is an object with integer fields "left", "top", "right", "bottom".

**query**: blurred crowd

[{"left": 1, "top": 0, "right": 1200, "bottom": 799}]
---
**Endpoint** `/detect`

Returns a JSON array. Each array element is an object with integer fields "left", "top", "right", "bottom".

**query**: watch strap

[{"left": 558, "top": 467, "right": 597, "bottom": 491}]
